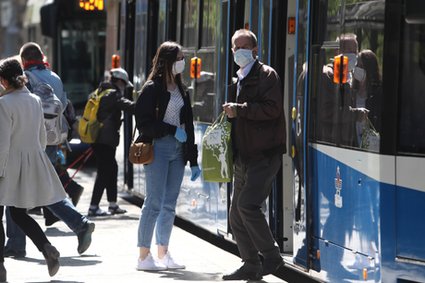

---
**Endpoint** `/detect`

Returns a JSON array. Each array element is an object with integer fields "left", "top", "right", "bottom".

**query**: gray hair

[{"left": 232, "top": 29, "right": 258, "bottom": 48}]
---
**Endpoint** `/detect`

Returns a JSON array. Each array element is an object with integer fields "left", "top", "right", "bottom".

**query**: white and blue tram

[
  {"left": 293, "top": 0, "right": 425, "bottom": 282},
  {"left": 110, "top": 0, "right": 425, "bottom": 282}
]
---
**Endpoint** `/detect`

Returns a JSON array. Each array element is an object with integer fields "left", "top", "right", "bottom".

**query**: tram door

[
  {"left": 293, "top": 0, "right": 386, "bottom": 272},
  {"left": 394, "top": 4, "right": 425, "bottom": 263},
  {"left": 234, "top": 0, "right": 287, "bottom": 248}
]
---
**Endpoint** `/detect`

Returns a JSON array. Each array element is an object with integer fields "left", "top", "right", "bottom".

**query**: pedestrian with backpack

[
  {"left": 87, "top": 68, "right": 135, "bottom": 216},
  {"left": 3, "top": 43, "right": 95, "bottom": 259}
]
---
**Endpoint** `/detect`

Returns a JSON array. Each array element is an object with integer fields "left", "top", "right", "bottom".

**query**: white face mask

[
  {"left": 233, "top": 49, "right": 255, "bottom": 68},
  {"left": 353, "top": 66, "right": 366, "bottom": 82},
  {"left": 345, "top": 53, "right": 357, "bottom": 71},
  {"left": 172, "top": 59, "right": 185, "bottom": 75}
]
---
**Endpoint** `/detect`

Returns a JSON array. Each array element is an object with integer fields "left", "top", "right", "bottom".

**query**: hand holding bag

[{"left": 129, "top": 127, "right": 154, "bottom": 164}]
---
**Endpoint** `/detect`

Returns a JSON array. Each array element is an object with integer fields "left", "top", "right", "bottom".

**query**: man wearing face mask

[
  {"left": 317, "top": 33, "right": 361, "bottom": 146},
  {"left": 222, "top": 29, "right": 286, "bottom": 281},
  {"left": 88, "top": 68, "right": 135, "bottom": 216}
]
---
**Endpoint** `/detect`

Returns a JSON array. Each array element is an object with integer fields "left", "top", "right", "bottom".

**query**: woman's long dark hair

[
  {"left": 147, "top": 41, "right": 184, "bottom": 91},
  {"left": 357, "top": 49, "right": 382, "bottom": 131},
  {"left": 0, "top": 58, "right": 27, "bottom": 89}
]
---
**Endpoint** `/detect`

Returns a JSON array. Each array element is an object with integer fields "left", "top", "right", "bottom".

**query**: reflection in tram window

[
  {"left": 310, "top": 0, "right": 384, "bottom": 151},
  {"left": 398, "top": 23, "right": 425, "bottom": 154}
]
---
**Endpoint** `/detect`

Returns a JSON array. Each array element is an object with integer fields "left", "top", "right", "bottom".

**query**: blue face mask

[{"left": 233, "top": 49, "right": 255, "bottom": 68}]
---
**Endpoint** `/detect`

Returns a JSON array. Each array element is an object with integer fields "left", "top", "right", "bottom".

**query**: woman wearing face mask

[
  {"left": 351, "top": 49, "right": 382, "bottom": 146},
  {"left": 135, "top": 41, "right": 200, "bottom": 271}
]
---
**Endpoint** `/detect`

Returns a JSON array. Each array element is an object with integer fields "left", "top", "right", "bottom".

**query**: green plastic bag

[{"left": 202, "top": 112, "right": 233, "bottom": 182}]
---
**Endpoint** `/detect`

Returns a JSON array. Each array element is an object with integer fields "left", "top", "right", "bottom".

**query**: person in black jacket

[
  {"left": 222, "top": 29, "right": 286, "bottom": 281},
  {"left": 88, "top": 68, "right": 135, "bottom": 216},
  {"left": 135, "top": 41, "right": 200, "bottom": 271}
]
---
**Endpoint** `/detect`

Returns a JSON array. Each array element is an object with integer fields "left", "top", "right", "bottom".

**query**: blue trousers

[
  {"left": 137, "top": 135, "right": 185, "bottom": 248},
  {"left": 6, "top": 198, "right": 89, "bottom": 251}
]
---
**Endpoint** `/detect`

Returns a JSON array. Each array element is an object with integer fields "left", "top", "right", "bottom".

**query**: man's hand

[{"left": 223, "top": 102, "right": 247, "bottom": 118}]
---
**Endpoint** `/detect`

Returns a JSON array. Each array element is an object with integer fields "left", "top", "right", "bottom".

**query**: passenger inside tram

[
  {"left": 351, "top": 49, "right": 382, "bottom": 151},
  {"left": 316, "top": 33, "right": 359, "bottom": 147}
]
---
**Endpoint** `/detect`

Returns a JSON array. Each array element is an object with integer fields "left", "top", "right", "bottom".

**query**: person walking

[
  {"left": 4, "top": 42, "right": 95, "bottom": 258},
  {"left": 0, "top": 57, "right": 64, "bottom": 281},
  {"left": 222, "top": 29, "right": 286, "bottom": 281},
  {"left": 88, "top": 67, "right": 135, "bottom": 216},
  {"left": 135, "top": 41, "right": 201, "bottom": 271}
]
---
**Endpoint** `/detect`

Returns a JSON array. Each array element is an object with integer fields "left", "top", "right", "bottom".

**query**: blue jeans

[
  {"left": 5, "top": 207, "right": 26, "bottom": 252},
  {"left": 6, "top": 199, "right": 89, "bottom": 251},
  {"left": 47, "top": 198, "right": 89, "bottom": 234},
  {"left": 45, "top": 145, "right": 59, "bottom": 164},
  {"left": 138, "top": 135, "right": 185, "bottom": 248}
]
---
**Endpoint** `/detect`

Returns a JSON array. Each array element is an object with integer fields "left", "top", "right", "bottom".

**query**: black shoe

[
  {"left": 44, "top": 209, "right": 60, "bottom": 227},
  {"left": 42, "top": 243, "right": 60, "bottom": 277},
  {"left": 88, "top": 207, "right": 109, "bottom": 217},
  {"left": 261, "top": 256, "right": 284, "bottom": 276},
  {"left": 67, "top": 183, "right": 84, "bottom": 207},
  {"left": 28, "top": 207, "right": 43, "bottom": 215},
  {"left": 3, "top": 247, "right": 26, "bottom": 258},
  {"left": 77, "top": 222, "right": 95, "bottom": 254},
  {"left": 108, "top": 205, "right": 127, "bottom": 215},
  {"left": 222, "top": 263, "right": 262, "bottom": 281},
  {"left": 0, "top": 262, "right": 6, "bottom": 282}
]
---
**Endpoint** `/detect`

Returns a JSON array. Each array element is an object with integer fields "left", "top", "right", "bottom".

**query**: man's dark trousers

[{"left": 229, "top": 154, "right": 281, "bottom": 263}]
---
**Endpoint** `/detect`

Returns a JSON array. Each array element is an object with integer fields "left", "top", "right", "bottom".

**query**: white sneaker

[
  {"left": 158, "top": 251, "right": 185, "bottom": 269},
  {"left": 137, "top": 254, "right": 167, "bottom": 271}
]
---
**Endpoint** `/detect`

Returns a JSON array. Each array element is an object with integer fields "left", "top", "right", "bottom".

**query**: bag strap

[{"left": 132, "top": 98, "right": 159, "bottom": 141}]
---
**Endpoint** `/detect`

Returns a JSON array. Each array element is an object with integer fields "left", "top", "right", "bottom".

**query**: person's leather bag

[{"left": 129, "top": 128, "right": 154, "bottom": 164}]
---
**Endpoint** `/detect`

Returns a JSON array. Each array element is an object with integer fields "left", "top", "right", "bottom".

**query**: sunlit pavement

[{"left": 3, "top": 165, "right": 285, "bottom": 283}]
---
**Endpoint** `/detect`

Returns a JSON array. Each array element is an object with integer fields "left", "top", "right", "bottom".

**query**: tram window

[
  {"left": 189, "top": 0, "right": 219, "bottom": 123},
  {"left": 309, "top": 0, "right": 384, "bottom": 152},
  {"left": 201, "top": 0, "right": 216, "bottom": 47},
  {"left": 181, "top": 0, "right": 198, "bottom": 48},
  {"left": 397, "top": 24, "right": 425, "bottom": 154},
  {"left": 133, "top": 0, "right": 149, "bottom": 90},
  {"left": 157, "top": 0, "right": 167, "bottom": 48},
  {"left": 241, "top": 0, "right": 271, "bottom": 63},
  {"left": 59, "top": 21, "right": 105, "bottom": 107}
]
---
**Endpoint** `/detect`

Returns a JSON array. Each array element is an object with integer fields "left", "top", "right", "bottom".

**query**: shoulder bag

[{"left": 129, "top": 127, "right": 154, "bottom": 164}]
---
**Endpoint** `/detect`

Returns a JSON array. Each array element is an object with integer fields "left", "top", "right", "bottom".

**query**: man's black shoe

[
  {"left": 45, "top": 214, "right": 60, "bottom": 227},
  {"left": 222, "top": 263, "right": 262, "bottom": 281},
  {"left": 261, "top": 256, "right": 284, "bottom": 276}
]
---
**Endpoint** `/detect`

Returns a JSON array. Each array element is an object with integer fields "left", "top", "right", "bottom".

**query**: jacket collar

[{"left": 240, "top": 60, "right": 262, "bottom": 83}]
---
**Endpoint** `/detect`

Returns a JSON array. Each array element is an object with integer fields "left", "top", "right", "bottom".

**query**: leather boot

[{"left": 42, "top": 243, "right": 60, "bottom": 276}]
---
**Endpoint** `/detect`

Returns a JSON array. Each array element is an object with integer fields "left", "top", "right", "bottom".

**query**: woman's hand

[{"left": 190, "top": 166, "right": 201, "bottom": 181}]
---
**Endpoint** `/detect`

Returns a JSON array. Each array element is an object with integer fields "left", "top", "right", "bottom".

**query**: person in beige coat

[{"left": 0, "top": 58, "right": 65, "bottom": 282}]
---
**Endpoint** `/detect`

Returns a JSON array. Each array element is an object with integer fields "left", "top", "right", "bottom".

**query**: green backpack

[{"left": 78, "top": 88, "right": 113, "bottom": 143}]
